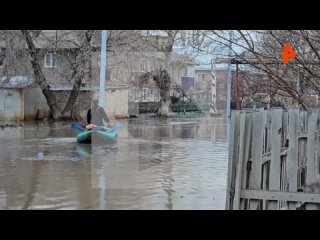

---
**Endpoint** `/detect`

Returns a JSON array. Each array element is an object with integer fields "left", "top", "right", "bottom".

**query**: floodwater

[{"left": 0, "top": 115, "right": 228, "bottom": 210}]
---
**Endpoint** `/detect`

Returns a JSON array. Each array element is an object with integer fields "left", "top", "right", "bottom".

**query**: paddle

[
  {"left": 72, "top": 123, "right": 85, "bottom": 132},
  {"left": 71, "top": 123, "right": 124, "bottom": 133},
  {"left": 110, "top": 123, "right": 124, "bottom": 133}
]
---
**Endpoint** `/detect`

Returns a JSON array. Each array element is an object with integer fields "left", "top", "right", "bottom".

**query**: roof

[
  {"left": 33, "top": 30, "right": 82, "bottom": 49},
  {"left": 172, "top": 53, "right": 197, "bottom": 65},
  {"left": 127, "top": 51, "right": 197, "bottom": 65},
  {"left": 0, "top": 76, "right": 34, "bottom": 89}
]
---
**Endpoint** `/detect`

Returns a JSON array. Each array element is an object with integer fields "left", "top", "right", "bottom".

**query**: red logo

[{"left": 280, "top": 44, "right": 296, "bottom": 65}]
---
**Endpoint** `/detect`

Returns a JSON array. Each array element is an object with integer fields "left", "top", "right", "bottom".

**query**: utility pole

[
  {"left": 235, "top": 62, "right": 240, "bottom": 110},
  {"left": 210, "top": 59, "right": 217, "bottom": 115},
  {"left": 98, "top": 30, "right": 107, "bottom": 209},
  {"left": 99, "top": 30, "right": 107, "bottom": 107},
  {"left": 226, "top": 31, "right": 233, "bottom": 118}
]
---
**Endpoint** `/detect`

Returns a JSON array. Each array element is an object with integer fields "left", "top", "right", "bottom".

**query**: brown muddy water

[{"left": 0, "top": 115, "right": 228, "bottom": 210}]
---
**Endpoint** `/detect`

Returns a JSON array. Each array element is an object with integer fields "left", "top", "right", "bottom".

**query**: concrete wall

[
  {"left": 128, "top": 102, "right": 139, "bottom": 115},
  {"left": 0, "top": 88, "right": 24, "bottom": 122},
  {"left": 24, "top": 87, "right": 51, "bottom": 121},
  {"left": 54, "top": 90, "right": 93, "bottom": 120},
  {"left": 25, "top": 88, "right": 93, "bottom": 121},
  {"left": 1, "top": 88, "right": 127, "bottom": 122},
  {"left": 93, "top": 88, "right": 129, "bottom": 119}
]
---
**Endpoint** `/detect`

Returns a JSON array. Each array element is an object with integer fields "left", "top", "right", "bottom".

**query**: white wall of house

[
  {"left": 186, "top": 65, "right": 195, "bottom": 77},
  {"left": 0, "top": 88, "right": 24, "bottom": 121}
]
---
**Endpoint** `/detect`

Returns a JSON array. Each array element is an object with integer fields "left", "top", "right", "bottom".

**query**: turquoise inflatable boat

[{"left": 76, "top": 126, "right": 117, "bottom": 144}]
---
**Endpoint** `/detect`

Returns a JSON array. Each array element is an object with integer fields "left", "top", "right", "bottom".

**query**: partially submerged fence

[{"left": 226, "top": 108, "right": 320, "bottom": 210}]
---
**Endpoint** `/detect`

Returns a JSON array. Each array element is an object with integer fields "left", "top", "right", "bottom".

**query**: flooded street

[{"left": 0, "top": 115, "right": 228, "bottom": 210}]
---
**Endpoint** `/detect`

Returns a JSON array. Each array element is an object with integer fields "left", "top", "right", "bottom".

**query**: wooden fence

[{"left": 226, "top": 108, "right": 320, "bottom": 210}]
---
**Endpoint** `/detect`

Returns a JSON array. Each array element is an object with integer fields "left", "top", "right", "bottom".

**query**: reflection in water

[
  {"left": 21, "top": 161, "right": 43, "bottom": 210},
  {"left": 0, "top": 115, "right": 228, "bottom": 209},
  {"left": 72, "top": 145, "right": 91, "bottom": 159}
]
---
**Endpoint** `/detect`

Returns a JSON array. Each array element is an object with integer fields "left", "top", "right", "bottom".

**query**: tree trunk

[
  {"left": 61, "top": 55, "right": 87, "bottom": 118},
  {"left": 21, "top": 30, "right": 62, "bottom": 120},
  {"left": 158, "top": 89, "right": 172, "bottom": 116},
  {"left": 159, "top": 51, "right": 172, "bottom": 117},
  {"left": 62, "top": 30, "right": 94, "bottom": 118}
]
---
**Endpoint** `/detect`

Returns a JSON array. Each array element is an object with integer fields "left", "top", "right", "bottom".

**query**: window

[
  {"left": 150, "top": 89, "right": 154, "bottom": 101},
  {"left": 198, "top": 73, "right": 205, "bottom": 82},
  {"left": 143, "top": 88, "right": 148, "bottom": 101},
  {"left": 106, "top": 71, "right": 111, "bottom": 81},
  {"left": 139, "top": 61, "right": 151, "bottom": 72},
  {"left": 45, "top": 53, "right": 57, "bottom": 68},
  {"left": 0, "top": 48, "right": 5, "bottom": 67},
  {"left": 139, "top": 62, "right": 144, "bottom": 71}
]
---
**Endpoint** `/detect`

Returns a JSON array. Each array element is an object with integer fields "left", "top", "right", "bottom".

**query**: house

[
  {"left": 0, "top": 30, "right": 93, "bottom": 121},
  {"left": 125, "top": 52, "right": 197, "bottom": 114},
  {"left": 0, "top": 30, "right": 198, "bottom": 121}
]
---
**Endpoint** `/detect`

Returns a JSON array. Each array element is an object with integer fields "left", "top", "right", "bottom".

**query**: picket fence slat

[{"left": 227, "top": 108, "right": 320, "bottom": 210}]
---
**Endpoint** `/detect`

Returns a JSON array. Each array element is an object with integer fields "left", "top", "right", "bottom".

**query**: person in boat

[{"left": 86, "top": 99, "right": 112, "bottom": 130}]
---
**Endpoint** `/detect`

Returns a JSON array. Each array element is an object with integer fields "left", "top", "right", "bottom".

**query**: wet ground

[{"left": 0, "top": 114, "right": 228, "bottom": 210}]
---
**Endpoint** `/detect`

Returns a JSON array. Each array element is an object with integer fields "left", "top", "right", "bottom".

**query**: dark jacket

[{"left": 87, "top": 106, "right": 110, "bottom": 125}]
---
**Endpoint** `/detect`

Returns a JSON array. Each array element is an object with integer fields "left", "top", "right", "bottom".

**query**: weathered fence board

[
  {"left": 225, "top": 111, "right": 240, "bottom": 210},
  {"left": 232, "top": 112, "right": 247, "bottom": 210},
  {"left": 306, "top": 110, "right": 318, "bottom": 210},
  {"left": 287, "top": 109, "right": 299, "bottom": 209},
  {"left": 227, "top": 108, "right": 320, "bottom": 210},
  {"left": 241, "top": 190, "right": 320, "bottom": 203},
  {"left": 248, "top": 109, "right": 264, "bottom": 210},
  {"left": 268, "top": 109, "right": 283, "bottom": 210},
  {"left": 240, "top": 112, "right": 253, "bottom": 210}
]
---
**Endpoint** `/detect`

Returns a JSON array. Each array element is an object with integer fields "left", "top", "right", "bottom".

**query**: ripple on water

[{"left": 0, "top": 118, "right": 228, "bottom": 210}]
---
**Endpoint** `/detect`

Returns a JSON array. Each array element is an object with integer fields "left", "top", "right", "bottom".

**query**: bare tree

[
  {"left": 0, "top": 30, "right": 96, "bottom": 120},
  {"left": 201, "top": 30, "right": 320, "bottom": 109},
  {"left": 61, "top": 30, "right": 94, "bottom": 117},
  {"left": 136, "top": 30, "right": 209, "bottom": 116},
  {"left": 21, "top": 30, "right": 62, "bottom": 119},
  {"left": 5, "top": 30, "right": 209, "bottom": 119}
]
